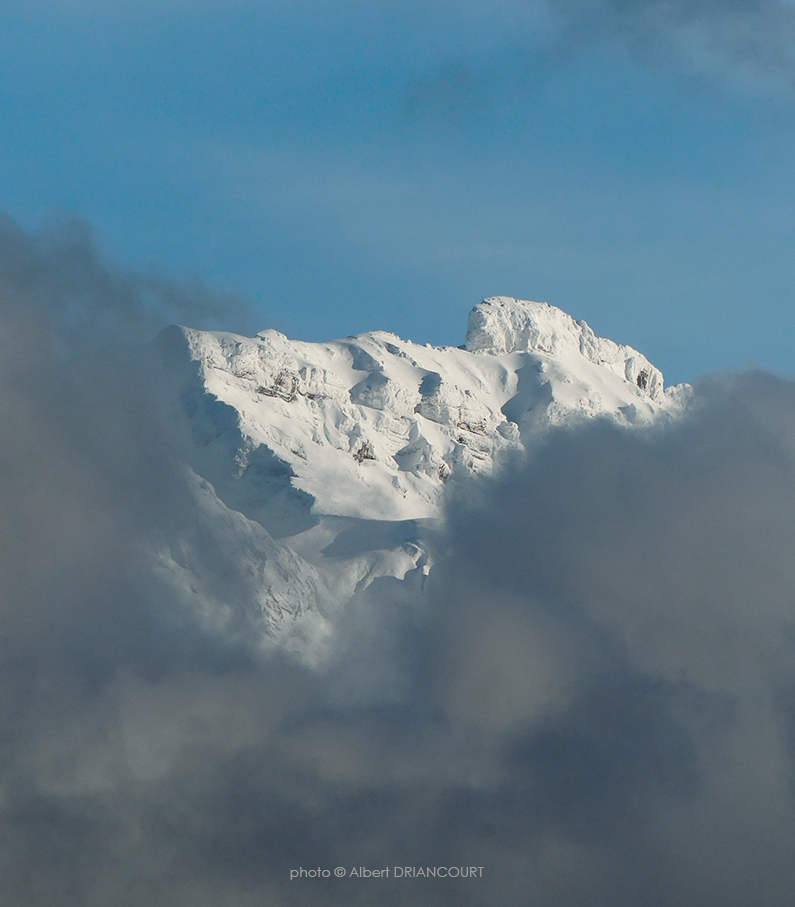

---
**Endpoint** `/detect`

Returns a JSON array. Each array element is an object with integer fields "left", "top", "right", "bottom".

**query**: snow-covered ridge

[
  {"left": 157, "top": 296, "right": 689, "bottom": 650},
  {"left": 165, "top": 296, "right": 686, "bottom": 522}
]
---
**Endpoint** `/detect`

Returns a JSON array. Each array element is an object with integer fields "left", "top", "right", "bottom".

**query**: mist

[{"left": 2, "top": 217, "right": 795, "bottom": 905}]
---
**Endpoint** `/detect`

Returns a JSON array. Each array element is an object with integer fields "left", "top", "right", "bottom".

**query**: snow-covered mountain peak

[
  {"left": 162, "top": 297, "right": 688, "bottom": 525},
  {"left": 466, "top": 296, "right": 665, "bottom": 399},
  {"left": 157, "top": 297, "right": 690, "bottom": 649}
]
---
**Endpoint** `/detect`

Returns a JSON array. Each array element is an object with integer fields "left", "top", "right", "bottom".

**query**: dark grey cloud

[{"left": 3, "top": 214, "right": 795, "bottom": 905}]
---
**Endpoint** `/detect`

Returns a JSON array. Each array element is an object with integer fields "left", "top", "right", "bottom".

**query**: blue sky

[{"left": 2, "top": 0, "right": 794, "bottom": 383}]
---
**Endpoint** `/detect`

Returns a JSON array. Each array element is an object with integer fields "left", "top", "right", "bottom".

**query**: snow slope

[{"left": 156, "top": 296, "right": 689, "bottom": 652}]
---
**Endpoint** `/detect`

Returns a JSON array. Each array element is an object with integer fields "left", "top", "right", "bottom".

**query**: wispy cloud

[
  {"left": 551, "top": 0, "right": 795, "bottom": 86},
  {"left": 403, "top": 0, "right": 795, "bottom": 120}
]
